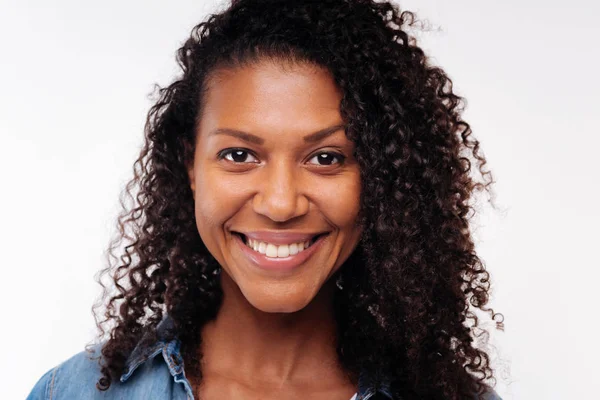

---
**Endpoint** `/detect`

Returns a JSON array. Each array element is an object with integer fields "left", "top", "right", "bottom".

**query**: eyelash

[{"left": 217, "top": 148, "right": 346, "bottom": 167}]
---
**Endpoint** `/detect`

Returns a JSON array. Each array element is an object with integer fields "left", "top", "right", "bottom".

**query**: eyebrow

[{"left": 210, "top": 124, "right": 346, "bottom": 145}]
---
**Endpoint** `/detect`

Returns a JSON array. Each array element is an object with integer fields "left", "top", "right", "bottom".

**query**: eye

[
  {"left": 218, "top": 148, "right": 259, "bottom": 164},
  {"left": 307, "top": 151, "right": 346, "bottom": 166}
]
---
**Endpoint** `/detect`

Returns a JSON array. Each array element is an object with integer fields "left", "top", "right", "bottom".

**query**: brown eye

[
  {"left": 218, "top": 148, "right": 259, "bottom": 163},
  {"left": 308, "top": 152, "right": 345, "bottom": 166}
]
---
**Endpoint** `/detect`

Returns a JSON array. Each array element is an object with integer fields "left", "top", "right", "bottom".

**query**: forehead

[{"left": 199, "top": 61, "right": 343, "bottom": 133}]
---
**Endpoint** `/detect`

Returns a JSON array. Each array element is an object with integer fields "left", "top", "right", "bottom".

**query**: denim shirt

[{"left": 26, "top": 315, "right": 500, "bottom": 400}]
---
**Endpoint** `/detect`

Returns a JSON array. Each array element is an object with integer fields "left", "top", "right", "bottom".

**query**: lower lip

[{"left": 233, "top": 233, "right": 328, "bottom": 272}]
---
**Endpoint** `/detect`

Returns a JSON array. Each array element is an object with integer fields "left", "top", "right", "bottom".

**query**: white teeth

[
  {"left": 277, "top": 245, "right": 290, "bottom": 258},
  {"left": 246, "top": 238, "right": 311, "bottom": 258},
  {"left": 266, "top": 243, "right": 277, "bottom": 257}
]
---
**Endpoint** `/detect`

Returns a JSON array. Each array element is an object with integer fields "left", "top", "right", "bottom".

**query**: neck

[{"left": 198, "top": 272, "right": 350, "bottom": 388}]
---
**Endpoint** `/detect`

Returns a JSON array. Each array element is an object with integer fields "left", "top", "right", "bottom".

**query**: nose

[{"left": 252, "top": 160, "right": 309, "bottom": 222}]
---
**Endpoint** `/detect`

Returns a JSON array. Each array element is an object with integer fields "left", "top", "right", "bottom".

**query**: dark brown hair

[{"left": 91, "top": 1, "right": 503, "bottom": 398}]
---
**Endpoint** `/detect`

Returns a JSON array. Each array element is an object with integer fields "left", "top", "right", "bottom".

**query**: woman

[{"left": 27, "top": 0, "right": 502, "bottom": 399}]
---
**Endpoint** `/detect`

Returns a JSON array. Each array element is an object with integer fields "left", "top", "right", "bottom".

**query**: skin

[{"left": 187, "top": 60, "right": 363, "bottom": 399}]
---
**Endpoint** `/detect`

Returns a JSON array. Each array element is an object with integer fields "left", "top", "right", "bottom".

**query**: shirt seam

[{"left": 48, "top": 366, "right": 58, "bottom": 400}]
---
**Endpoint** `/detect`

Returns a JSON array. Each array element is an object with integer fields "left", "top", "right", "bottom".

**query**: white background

[{"left": 1, "top": 1, "right": 598, "bottom": 399}]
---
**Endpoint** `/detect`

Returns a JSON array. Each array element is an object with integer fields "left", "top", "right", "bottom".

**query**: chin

[
  {"left": 243, "top": 288, "right": 313, "bottom": 314},
  {"left": 254, "top": 303, "right": 305, "bottom": 314}
]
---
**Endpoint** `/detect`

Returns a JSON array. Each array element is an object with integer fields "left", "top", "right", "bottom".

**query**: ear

[{"left": 187, "top": 162, "right": 196, "bottom": 196}]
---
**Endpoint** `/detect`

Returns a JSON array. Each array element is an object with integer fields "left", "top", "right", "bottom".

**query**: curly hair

[{"left": 90, "top": 0, "right": 503, "bottom": 398}]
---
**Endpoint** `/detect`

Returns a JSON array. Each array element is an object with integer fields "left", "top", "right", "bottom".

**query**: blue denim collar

[{"left": 120, "top": 314, "right": 393, "bottom": 400}]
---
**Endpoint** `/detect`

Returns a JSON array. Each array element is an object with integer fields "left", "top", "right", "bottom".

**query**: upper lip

[{"left": 233, "top": 231, "right": 329, "bottom": 245}]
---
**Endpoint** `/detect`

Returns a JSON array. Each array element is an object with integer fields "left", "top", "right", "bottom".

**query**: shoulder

[
  {"left": 26, "top": 343, "right": 107, "bottom": 400},
  {"left": 26, "top": 343, "right": 178, "bottom": 400}
]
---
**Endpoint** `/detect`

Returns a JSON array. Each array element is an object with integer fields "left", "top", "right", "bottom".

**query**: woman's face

[{"left": 188, "top": 61, "right": 362, "bottom": 313}]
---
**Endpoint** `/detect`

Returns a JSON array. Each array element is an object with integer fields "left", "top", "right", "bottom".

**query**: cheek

[
  {"left": 317, "top": 174, "right": 362, "bottom": 230},
  {"left": 315, "top": 173, "right": 362, "bottom": 275},
  {"left": 193, "top": 166, "right": 248, "bottom": 239}
]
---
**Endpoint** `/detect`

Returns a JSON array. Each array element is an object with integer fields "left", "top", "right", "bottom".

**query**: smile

[
  {"left": 232, "top": 232, "right": 329, "bottom": 271},
  {"left": 237, "top": 233, "right": 326, "bottom": 258}
]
